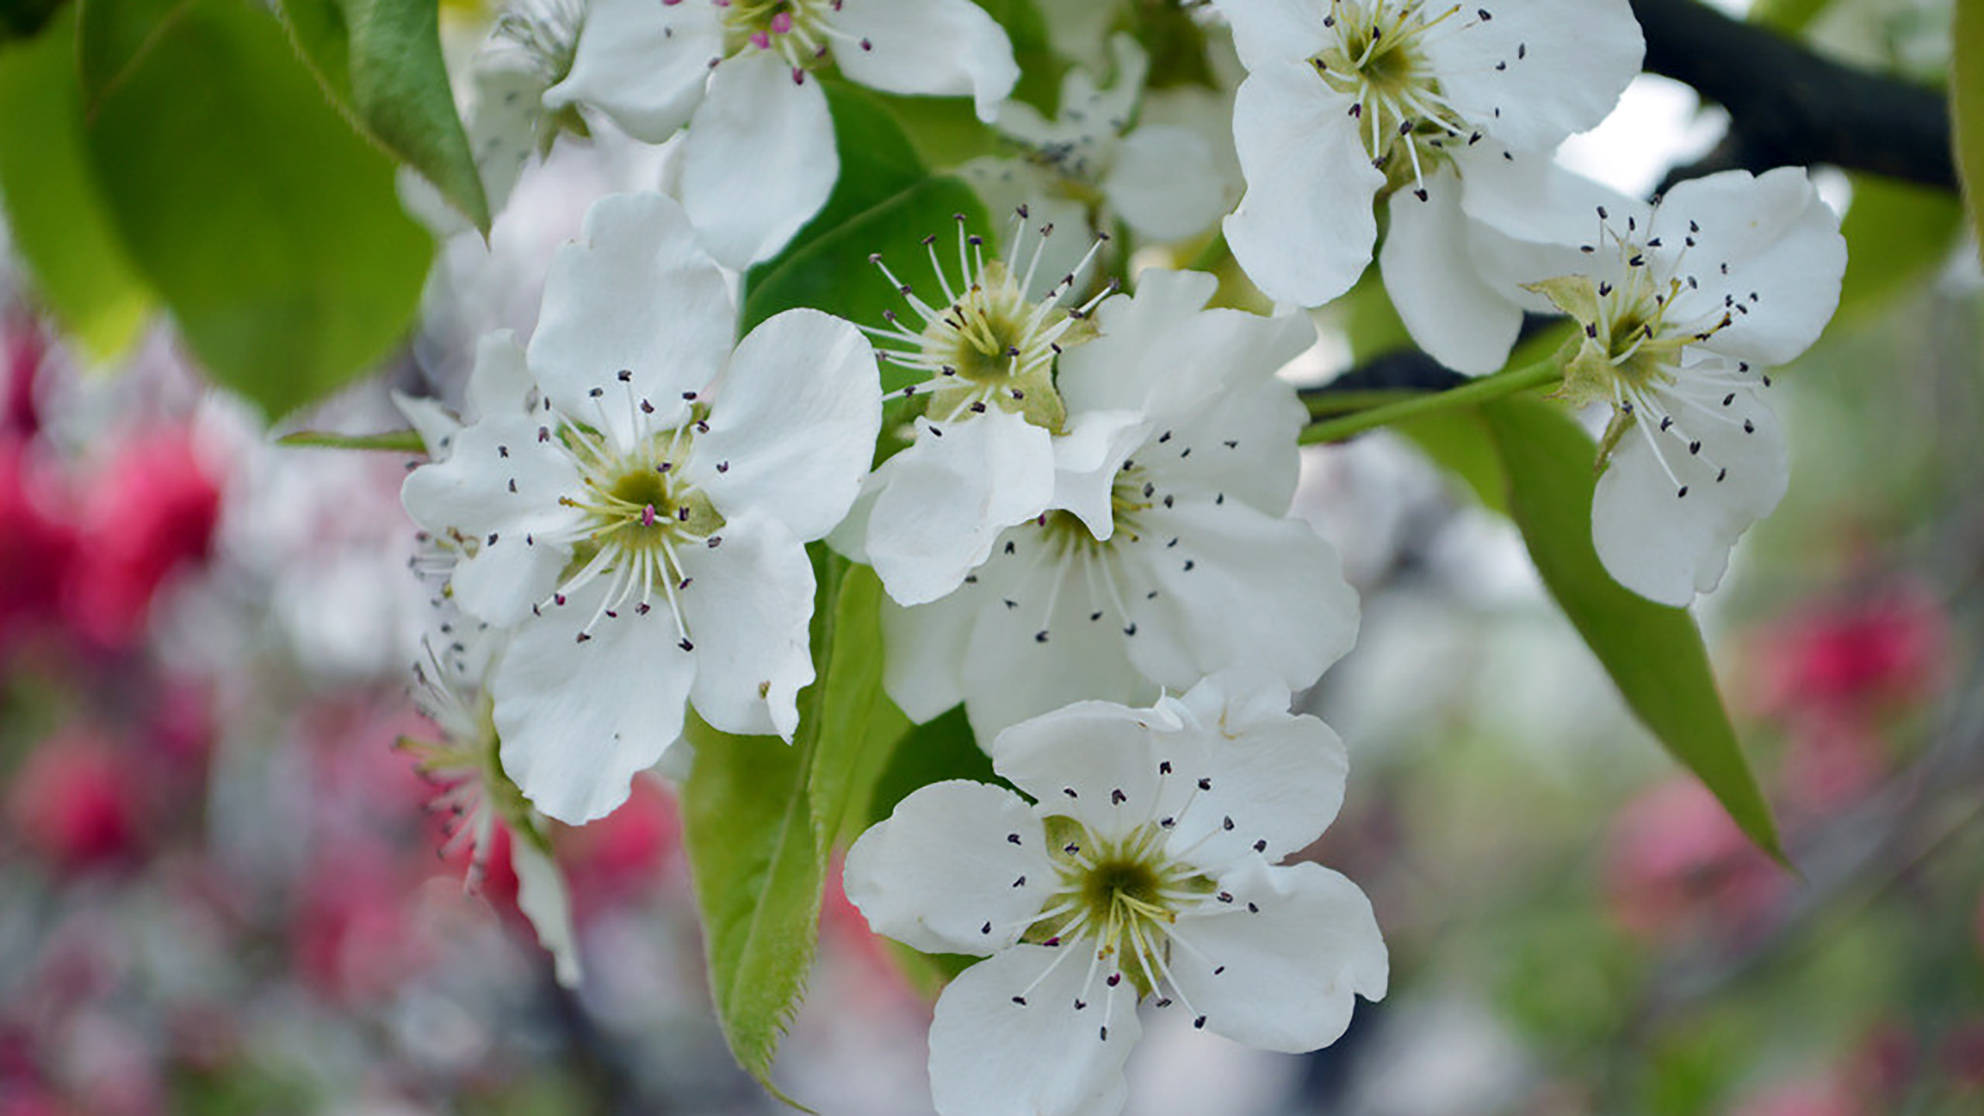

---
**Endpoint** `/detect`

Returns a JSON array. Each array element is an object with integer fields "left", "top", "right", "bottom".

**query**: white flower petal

[
  {"left": 867, "top": 410, "right": 1056, "bottom": 607},
  {"left": 675, "top": 513, "right": 816, "bottom": 740},
  {"left": 1140, "top": 352, "right": 1308, "bottom": 515},
  {"left": 844, "top": 780, "right": 1057, "bottom": 955},
  {"left": 679, "top": 53, "right": 838, "bottom": 269},
  {"left": 1654, "top": 168, "right": 1847, "bottom": 367},
  {"left": 832, "top": 0, "right": 1020, "bottom": 122},
  {"left": 694, "top": 308, "right": 882, "bottom": 543},
  {"left": 392, "top": 390, "right": 460, "bottom": 458},
  {"left": 1161, "top": 671, "right": 1348, "bottom": 865},
  {"left": 1224, "top": 67, "right": 1384, "bottom": 307},
  {"left": 990, "top": 698, "right": 1183, "bottom": 841},
  {"left": 1124, "top": 498, "right": 1359, "bottom": 695},
  {"left": 953, "top": 535, "right": 1159, "bottom": 741},
  {"left": 511, "top": 833, "right": 584, "bottom": 988},
  {"left": 1380, "top": 168, "right": 1524, "bottom": 376},
  {"left": 1048, "top": 410, "right": 1148, "bottom": 543},
  {"left": 929, "top": 945, "right": 1141, "bottom": 1116},
  {"left": 543, "top": 0, "right": 721, "bottom": 142},
  {"left": 1454, "top": 144, "right": 1641, "bottom": 250},
  {"left": 464, "top": 328, "right": 536, "bottom": 422},
  {"left": 400, "top": 414, "right": 584, "bottom": 625},
  {"left": 1592, "top": 380, "right": 1788, "bottom": 606},
  {"left": 1210, "top": 0, "right": 1330, "bottom": 70},
  {"left": 879, "top": 579, "right": 975, "bottom": 722},
  {"left": 494, "top": 580, "right": 695, "bottom": 824},
  {"left": 1424, "top": 0, "right": 1642, "bottom": 152},
  {"left": 529, "top": 192, "right": 734, "bottom": 445},
  {"left": 1169, "top": 860, "right": 1386, "bottom": 1054},
  {"left": 1104, "top": 125, "right": 1228, "bottom": 242}
]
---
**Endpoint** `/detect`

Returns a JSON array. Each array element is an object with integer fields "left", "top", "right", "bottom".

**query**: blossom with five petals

[
  {"left": 1212, "top": 0, "right": 1642, "bottom": 308},
  {"left": 1525, "top": 169, "right": 1846, "bottom": 604},
  {"left": 844, "top": 670, "right": 1387, "bottom": 1116},
  {"left": 401, "top": 192, "right": 881, "bottom": 822}
]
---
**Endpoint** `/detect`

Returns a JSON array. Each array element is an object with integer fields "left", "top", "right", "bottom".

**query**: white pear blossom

[
  {"left": 1212, "top": 0, "right": 1643, "bottom": 307},
  {"left": 536, "top": 0, "right": 1020, "bottom": 269},
  {"left": 1522, "top": 168, "right": 1845, "bottom": 605},
  {"left": 1378, "top": 145, "right": 1640, "bottom": 373},
  {"left": 879, "top": 269, "right": 1360, "bottom": 741},
  {"left": 843, "top": 671, "right": 1387, "bottom": 1116},
  {"left": 401, "top": 192, "right": 881, "bottom": 822},
  {"left": 835, "top": 212, "right": 1116, "bottom": 606},
  {"left": 961, "top": 34, "right": 1231, "bottom": 254},
  {"left": 401, "top": 631, "right": 584, "bottom": 988}
]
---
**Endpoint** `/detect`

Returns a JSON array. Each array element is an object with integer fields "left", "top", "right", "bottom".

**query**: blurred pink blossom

[
  {"left": 7, "top": 731, "right": 144, "bottom": 872},
  {"left": 1603, "top": 777, "right": 1788, "bottom": 945}
]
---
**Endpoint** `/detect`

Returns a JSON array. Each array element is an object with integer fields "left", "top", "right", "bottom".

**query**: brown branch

[{"left": 1632, "top": 0, "right": 1956, "bottom": 191}]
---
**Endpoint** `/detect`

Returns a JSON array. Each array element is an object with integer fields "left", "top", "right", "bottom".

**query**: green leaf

[
  {"left": 740, "top": 81, "right": 991, "bottom": 349},
  {"left": 681, "top": 549, "right": 893, "bottom": 1100},
  {"left": 77, "top": 0, "right": 433, "bottom": 418},
  {"left": 278, "top": 0, "right": 491, "bottom": 233},
  {"left": 0, "top": 9, "right": 153, "bottom": 359},
  {"left": 679, "top": 712, "right": 821, "bottom": 1106},
  {"left": 1954, "top": 0, "right": 1984, "bottom": 267},
  {"left": 1477, "top": 395, "right": 1785, "bottom": 862},
  {"left": 864, "top": 705, "right": 999, "bottom": 828},
  {"left": 1393, "top": 409, "right": 1509, "bottom": 516},
  {"left": 807, "top": 562, "right": 913, "bottom": 849},
  {"left": 1838, "top": 174, "right": 1963, "bottom": 319},
  {"left": 276, "top": 427, "right": 427, "bottom": 452}
]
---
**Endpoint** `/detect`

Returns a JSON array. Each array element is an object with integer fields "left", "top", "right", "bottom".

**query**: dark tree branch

[{"left": 1632, "top": 0, "right": 1956, "bottom": 191}]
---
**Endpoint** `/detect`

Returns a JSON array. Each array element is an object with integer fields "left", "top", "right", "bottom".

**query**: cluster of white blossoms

[{"left": 385, "top": 0, "right": 1847, "bottom": 1110}]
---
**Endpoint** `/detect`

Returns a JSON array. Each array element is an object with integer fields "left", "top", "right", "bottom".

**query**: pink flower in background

[
  {"left": 66, "top": 431, "right": 222, "bottom": 649},
  {"left": 562, "top": 775, "right": 678, "bottom": 919},
  {"left": 1603, "top": 777, "right": 1787, "bottom": 945},
  {"left": 0, "top": 441, "right": 76, "bottom": 649},
  {"left": 1749, "top": 584, "right": 1947, "bottom": 717},
  {"left": 3, "top": 320, "right": 44, "bottom": 438},
  {"left": 6, "top": 731, "right": 144, "bottom": 872}
]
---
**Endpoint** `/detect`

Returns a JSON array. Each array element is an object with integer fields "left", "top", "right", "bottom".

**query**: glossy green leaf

[
  {"left": 279, "top": 0, "right": 491, "bottom": 232},
  {"left": 1477, "top": 395, "right": 1784, "bottom": 862},
  {"left": 681, "top": 550, "right": 884, "bottom": 1100},
  {"left": 681, "top": 713, "right": 822, "bottom": 1107},
  {"left": 1954, "top": 0, "right": 1984, "bottom": 266},
  {"left": 0, "top": 10, "right": 152, "bottom": 359},
  {"left": 78, "top": 0, "right": 432, "bottom": 418},
  {"left": 864, "top": 705, "right": 999, "bottom": 828},
  {"left": 807, "top": 561, "right": 913, "bottom": 849},
  {"left": 1837, "top": 174, "right": 1963, "bottom": 319},
  {"left": 741, "top": 81, "right": 992, "bottom": 349}
]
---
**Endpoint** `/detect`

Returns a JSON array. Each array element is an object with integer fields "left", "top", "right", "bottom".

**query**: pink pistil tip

[
  {"left": 641, "top": 504, "right": 658, "bottom": 527},
  {"left": 749, "top": 30, "right": 770, "bottom": 48}
]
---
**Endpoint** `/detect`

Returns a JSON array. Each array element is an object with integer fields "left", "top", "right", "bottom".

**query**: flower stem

[{"left": 1298, "top": 357, "right": 1562, "bottom": 445}]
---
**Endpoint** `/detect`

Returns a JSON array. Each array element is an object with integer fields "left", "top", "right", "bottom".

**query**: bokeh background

[{"left": 3, "top": 0, "right": 1982, "bottom": 1112}]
